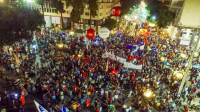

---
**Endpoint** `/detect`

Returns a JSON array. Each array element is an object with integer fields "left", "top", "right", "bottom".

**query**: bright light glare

[
  {"left": 15, "top": 94, "right": 18, "bottom": 97},
  {"left": 160, "top": 57, "right": 165, "bottom": 62},
  {"left": 144, "top": 89, "right": 153, "bottom": 97},
  {"left": 58, "top": 44, "right": 63, "bottom": 48},
  {"left": 149, "top": 23, "right": 155, "bottom": 27},
  {"left": 152, "top": 16, "right": 156, "bottom": 20},
  {"left": 174, "top": 71, "right": 183, "bottom": 79},
  {"left": 125, "top": 15, "right": 128, "bottom": 19},
  {"left": 78, "top": 54, "right": 81, "bottom": 57},
  {"left": 141, "top": 1, "right": 146, "bottom": 6},
  {"left": 123, "top": 104, "right": 127, "bottom": 108},
  {"left": 27, "top": 0, "right": 33, "bottom": 2},
  {"left": 32, "top": 45, "right": 36, "bottom": 48},
  {"left": 70, "top": 31, "right": 74, "bottom": 35},
  {"left": 180, "top": 54, "right": 187, "bottom": 59},
  {"left": 135, "top": 16, "right": 137, "bottom": 19},
  {"left": 176, "top": 73, "right": 183, "bottom": 78},
  {"left": 185, "top": 63, "right": 188, "bottom": 67},
  {"left": 194, "top": 52, "right": 198, "bottom": 57}
]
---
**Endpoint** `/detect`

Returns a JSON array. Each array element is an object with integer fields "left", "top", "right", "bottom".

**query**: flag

[
  {"left": 34, "top": 100, "right": 48, "bottom": 112},
  {"left": 115, "top": 55, "right": 117, "bottom": 60},
  {"left": 143, "top": 36, "right": 148, "bottom": 45},
  {"left": 126, "top": 45, "right": 133, "bottom": 49},
  {"left": 135, "top": 36, "right": 140, "bottom": 42},
  {"left": 86, "top": 41, "right": 89, "bottom": 49},
  {"left": 21, "top": 89, "right": 28, "bottom": 96},
  {"left": 62, "top": 105, "right": 67, "bottom": 112},
  {"left": 106, "top": 59, "right": 109, "bottom": 71},
  {"left": 20, "top": 96, "right": 25, "bottom": 105},
  {"left": 79, "top": 37, "right": 84, "bottom": 42},
  {"left": 168, "top": 95, "right": 171, "bottom": 100}
]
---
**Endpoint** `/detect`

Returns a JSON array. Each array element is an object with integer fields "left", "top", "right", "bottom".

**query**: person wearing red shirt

[
  {"left": 85, "top": 99, "right": 90, "bottom": 107},
  {"left": 95, "top": 108, "right": 99, "bottom": 112},
  {"left": 74, "top": 86, "right": 78, "bottom": 93},
  {"left": 82, "top": 58, "right": 85, "bottom": 63},
  {"left": 86, "top": 58, "right": 89, "bottom": 62}
]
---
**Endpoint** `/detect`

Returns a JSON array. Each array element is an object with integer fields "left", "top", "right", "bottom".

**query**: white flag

[{"left": 34, "top": 100, "right": 48, "bottom": 112}]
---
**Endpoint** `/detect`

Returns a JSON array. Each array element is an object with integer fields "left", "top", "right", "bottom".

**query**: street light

[
  {"left": 180, "top": 53, "right": 187, "bottom": 59},
  {"left": 160, "top": 57, "right": 165, "bottom": 62},
  {"left": 174, "top": 71, "right": 184, "bottom": 79},
  {"left": 69, "top": 31, "right": 74, "bottom": 35},
  {"left": 123, "top": 104, "right": 127, "bottom": 108},
  {"left": 194, "top": 52, "right": 199, "bottom": 57},
  {"left": 144, "top": 89, "right": 153, "bottom": 98},
  {"left": 125, "top": 15, "right": 128, "bottom": 19},
  {"left": 152, "top": 16, "right": 156, "bottom": 20},
  {"left": 135, "top": 16, "right": 137, "bottom": 19},
  {"left": 58, "top": 43, "right": 64, "bottom": 48}
]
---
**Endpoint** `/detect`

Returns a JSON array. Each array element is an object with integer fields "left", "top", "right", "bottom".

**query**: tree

[
  {"left": 35, "top": 0, "right": 45, "bottom": 26},
  {"left": 51, "top": 0, "right": 65, "bottom": 29},
  {"left": 146, "top": 0, "right": 175, "bottom": 28},
  {"left": 0, "top": 4, "right": 45, "bottom": 47},
  {"left": 101, "top": 17, "right": 117, "bottom": 30},
  {"left": 87, "top": 0, "right": 98, "bottom": 28},
  {"left": 75, "top": 29, "right": 85, "bottom": 34},
  {"left": 66, "top": 0, "right": 84, "bottom": 23},
  {"left": 119, "top": 0, "right": 140, "bottom": 17}
]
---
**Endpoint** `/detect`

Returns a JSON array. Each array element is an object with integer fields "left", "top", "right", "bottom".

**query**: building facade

[
  {"left": 159, "top": 0, "right": 200, "bottom": 46},
  {"left": 33, "top": 0, "right": 120, "bottom": 31}
]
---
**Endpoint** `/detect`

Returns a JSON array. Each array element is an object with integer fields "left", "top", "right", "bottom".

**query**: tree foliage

[
  {"left": 87, "top": 0, "right": 98, "bottom": 18},
  {"left": 51, "top": 0, "right": 65, "bottom": 29},
  {"left": 66, "top": 0, "right": 84, "bottom": 23},
  {"left": 35, "top": 0, "right": 45, "bottom": 26},
  {"left": 146, "top": 0, "right": 175, "bottom": 28},
  {"left": 51, "top": 0, "right": 65, "bottom": 14},
  {"left": 119, "top": 0, "right": 140, "bottom": 17},
  {"left": 101, "top": 17, "right": 117, "bottom": 30},
  {"left": 0, "top": 4, "right": 45, "bottom": 47}
]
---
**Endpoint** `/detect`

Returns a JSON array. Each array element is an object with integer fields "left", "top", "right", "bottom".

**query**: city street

[{"left": 0, "top": 0, "right": 200, "bottom": 112}]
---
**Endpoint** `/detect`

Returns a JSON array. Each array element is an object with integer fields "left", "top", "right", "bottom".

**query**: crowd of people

[{"left": 0, "top": 28, "right": 200, "bottom": 112}]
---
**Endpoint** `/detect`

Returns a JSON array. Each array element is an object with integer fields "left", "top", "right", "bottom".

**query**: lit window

[
  {"left": 99, "top": 6, "right": 103, "bottom": 9},
  {"left": 79, "top": 19, "right": 83, "bottom": 23}
]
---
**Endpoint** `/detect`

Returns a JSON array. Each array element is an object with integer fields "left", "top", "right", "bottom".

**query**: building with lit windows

[
  {"left": 1, "top": 0, "right": 120, "bottom": 31},
  {"left": 159, "top": 0, "right": 200, "bottom": 47},
  {"left": 35, "top": 0, "right": 120, "bottom": 31}
]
